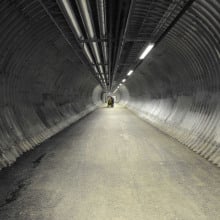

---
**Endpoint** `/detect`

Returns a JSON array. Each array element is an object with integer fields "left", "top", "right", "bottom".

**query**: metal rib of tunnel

[{"left": 0, "top": 0, "right": 220, "bottom": 171}]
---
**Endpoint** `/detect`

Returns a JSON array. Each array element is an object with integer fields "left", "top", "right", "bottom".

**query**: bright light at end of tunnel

[
  {"left": 139, "top": 43, "right": 154, "bottom": 60},
  {"left": 127, "top": 70, "right": 133, "bottom": 76},
  {"left": 122, "top": 79, "right": 126, "bottom": 83}
]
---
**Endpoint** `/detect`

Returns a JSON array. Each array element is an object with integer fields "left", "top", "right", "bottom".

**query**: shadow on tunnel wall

[
  {"left": 0, "top": 1, "right": 102, "bottom": 169},
  {"left": 119, "top": 0, "right": 220, "bottom": 167}
]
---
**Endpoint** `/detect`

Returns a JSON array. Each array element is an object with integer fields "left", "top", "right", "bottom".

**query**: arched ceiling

[{"left": 9, "top": 0, "right": 196, "bottom": 91}]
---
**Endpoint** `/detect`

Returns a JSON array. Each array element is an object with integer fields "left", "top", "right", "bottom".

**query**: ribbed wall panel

[
  {"left": 123, "top": 0, "right": 220, "bottom": 167},
  {"left": 0, "top": 1, "right": 102, "bottom": 169}
]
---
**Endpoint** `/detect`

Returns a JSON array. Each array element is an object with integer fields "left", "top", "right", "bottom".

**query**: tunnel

[{"left": 0, "top": 0, "right": 220, "bottom": 219}]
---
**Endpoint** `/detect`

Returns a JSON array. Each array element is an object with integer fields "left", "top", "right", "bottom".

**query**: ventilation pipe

[
  {"left": 75, "top": 0, "right": 105, "bottom": 79},
  {"left": 57, "top": 0, "right": 94, "bottom": 64},
  {"left": 57, "top": 0, "right": 106, "bottom": 84},
  {"left": 97, "top": 0, "right": 108, "bottom": 82}
]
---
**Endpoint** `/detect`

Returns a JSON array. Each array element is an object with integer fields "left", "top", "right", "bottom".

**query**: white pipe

[
  {"left": 78, "top": 0, "right": 95, "bottom": 38},
  {"left": 57, "top": 0, "right": 83, "bottom": 38},
  {"left": 99, "top": 0, "right": 106, "bottom": 35},
  {"left": 77, "top": 0, "right": 102, "bottom": 65},
  {"left": 84, "top": 44, "right": 94, "bottom": 64},
  {"left": 98, "top": 0, "right": 108, "bottom": 64},
  {"left": 99, "top": 65, "right": 104, "bottom": 73},
  {"left": 57, "top": 0, "right": 95, "bottom": 65},
  {"left": 58, "top": 0, "right": 105, "bottom": 86},
  {"left": 92, "top": 42, "right": 101, "bottom": 63}
]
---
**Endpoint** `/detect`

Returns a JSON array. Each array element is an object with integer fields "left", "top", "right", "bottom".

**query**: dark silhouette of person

[{"left": 111, "top": 97, "right": 114, "bottom": 107}]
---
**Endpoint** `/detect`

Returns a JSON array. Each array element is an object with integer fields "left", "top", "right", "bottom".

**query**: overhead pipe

[
  {"left": 97, "top": 0, "right": 108, "bottom": 63},
  {"left": 111, "top": 0, "right": 134, "bottom": 90},
  {"left": 75, "top": 0, "right": 105, "bottom": 79},
  {"left": 57, "top": 0, "right": 94, "bottom": 64},
  {"left": 97, "top": 0, "right": 108, "bottom": 83},
  {"left": 57, "top": 0, "right": 105, "bottom": 84}
]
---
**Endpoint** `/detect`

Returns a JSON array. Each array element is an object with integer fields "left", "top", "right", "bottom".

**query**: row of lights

[{"left": 114, "top": 43, "right": 155, "bottom": 93}]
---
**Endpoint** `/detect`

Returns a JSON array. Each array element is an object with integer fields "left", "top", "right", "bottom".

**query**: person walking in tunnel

[
  {"left": 107, "top": 96, "right": 114, "bottom": 108},
  {"left": 107, "top": 96, "right": 112, "bottom": 108},
  {"left": 111, "top": 96, "right": 114, "bottom": 108}
]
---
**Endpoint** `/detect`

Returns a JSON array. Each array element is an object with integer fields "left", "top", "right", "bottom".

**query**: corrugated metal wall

[
  {"left": 0, "top": 0, "right": 102, "bottom": 169},
  {"left": 123, "top": 0, "right": 220, "bottom": 166}
]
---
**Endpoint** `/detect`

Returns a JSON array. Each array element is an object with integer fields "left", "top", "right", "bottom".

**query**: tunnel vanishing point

[{"left": 0, "top": 0, "right": 220, "bottom": 219}]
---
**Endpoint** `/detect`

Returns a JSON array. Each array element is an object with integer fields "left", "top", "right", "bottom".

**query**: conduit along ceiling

[{"left": 37, "top": 0, "right": 194, "bottom": 91}]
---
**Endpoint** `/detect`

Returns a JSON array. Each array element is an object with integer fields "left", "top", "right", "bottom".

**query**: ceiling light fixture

[
  {"left": 122, "top": 79, "right": 126, "bottom": 83},
  {"left": 127, "top": 70, "right": 133, "bottom": 76},
  {"left": 139, "top": 43, "right": 154, "bottom": 60},
  {"left": 113, "top": 88, "right": 118, "bottom": 93}
]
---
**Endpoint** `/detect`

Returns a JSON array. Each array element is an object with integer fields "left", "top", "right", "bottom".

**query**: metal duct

[
  {"left": 76, "top": 0, "right": 104, "bottom": 77},
  {"left": 97, "top": 0, "right": 108, "bottom": 66},
  {"left": 57, "top": 0, "right": 94, "bottom": 65}
]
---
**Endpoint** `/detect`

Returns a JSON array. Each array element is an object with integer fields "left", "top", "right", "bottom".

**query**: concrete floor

[{"left": 0, "top": 106, "right": 220, "bottom": 220}]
